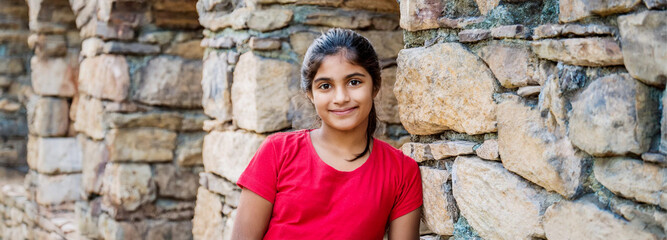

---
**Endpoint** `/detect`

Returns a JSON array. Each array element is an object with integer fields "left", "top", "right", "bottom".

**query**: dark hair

[{"left": 300, "top": 28, "right": 381, "bottom": 161}]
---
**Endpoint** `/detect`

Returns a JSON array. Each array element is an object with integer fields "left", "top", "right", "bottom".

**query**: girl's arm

[
  {"left": 231, "top": 188, "right": 273, "bottom": 240},
  {"left": 388, "top": 208, "right": 421, "bottom": 240}
]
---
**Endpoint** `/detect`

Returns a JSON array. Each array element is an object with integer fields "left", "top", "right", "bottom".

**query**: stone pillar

[
  {"left": 70, "top": 0, "right": 205, "bottom": 239},
  {"left": 194, "top": 0, "right": 405, "bottom": 238}
]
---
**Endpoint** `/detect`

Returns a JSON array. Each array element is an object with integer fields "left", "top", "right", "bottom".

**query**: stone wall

[
  {"left": 397, "top": 0, "right": 667, "bottom": 239},
  {"left": 193, "top": 0, "right": 408, "bottom": 238}
]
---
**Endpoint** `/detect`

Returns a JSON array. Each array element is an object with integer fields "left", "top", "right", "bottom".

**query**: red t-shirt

[{"left": 237, "top": 129, "right": 423, "bottom": 240}]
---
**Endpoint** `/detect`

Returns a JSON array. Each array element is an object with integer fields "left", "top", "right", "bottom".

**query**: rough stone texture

[
  {"left": 399, "top": 0, "right": 481, "bottom": 31},
  {"left": 288, "top": 93, "right": 319, "bottom": 130},
  {"left": 458, "top": 29, "right": 491, "bottom": 43},
  {"left": 498, "top": 95, "right": 586, "bottom": 198},
  {"left": 248, "top": 37, "right": 281, "bottom": 50},
  {"left": 401, "top": 142, "right": 433, "bottom": 162},
  {"left": 642, "top": 153, "right": 667, "bottom": 165},
  {"left": 154, "top": 164, "right": 199, "bottom": 200},
  {"left": 533, "top": 24, "right": 614, "bottom": 39},
  {"left": 477, "top": 42, "right": 540, "bottom": 88},
  {"left": 517, "top": 86, "right": 541, "bottom": 97},
  {"left": 200, "top": 8, "right": 292, "bottom": 32},
  {"left": 663, "top": 88, "right": 667, "bottom": 155},
  {"left": 166, "top": 39, "right": 205, "bottom": 60},
  {"left": 475, "top": 139, "right": 499, "bottom": 161},
  {"left": 78, "top": 135, "right": 107, "bottom": 195},
  {"left": 395, "top": 43, "right": 499, "bottom": 135},
  {"left": 376, "top": 67, "right": 400, "bottom": 124},
  {"left": 193, "top": 187, "right": 224, "bottom": 240},
  {"left": 543, "top": 198, "right": 657, "bottom": 240},
  {"left": 559, "top": 0, "right": 641, "bottom": 23},
  {"left": 475, "top": 0, "right": 500, "bottom": 15},
  {"left": 595, "top": 157, "right": 667, "bottom": 208},
  {"left": 290, "top": 31, "right": 319, "bottom": 57},
  {"left": 27, "top": 171, "right": 82, "bottom": 205},
  {"left": 73, "top": 95, "right": 105, "bottom": 140},
  {"left": 452, "top": 156, "right": 551, "bottom": 240},
  {"left": 30, "top": 56, "right": 78, "bottom": 97},
  {"left": 202, "top": 51, "right": 232, "bottom": 122},
  {"left": 26, "top": 96, "right": 69, "bottom": 137},
  {"left": 105, "top": 128, "right": 177, "bottom": 162},
  {"left": 27, "top": 137, "right": 81, "bottom": 175},
  {"left": 430, "top": 140, "right": 476, "bottom": 159},
  {"left": 247, "top": 9, "right": 293, "bottom": 32},
  {"left": 491, "top": 25, "right": 529, "bottom": 39},
  {"left": 232, "top": 52, "right": 298, "bottom": 133},
  {"left": 175, "top": 132, "right": 205, "bottom": 166},
  {"left": 420, "top": 167, "right": 455, "bottom": 236},
  {"left": 133, "top": 56, "right": 203, "bottom": 108},
  {"left": 102, "top": 42, "right": 160, "bottom": 55},
  {"left": 98, "top": 214, "right": 192, "bottom": 240},
  {"left": 301, "top": 10, "right": 372, "bottom": 29},
  {"left": 531, "top": 38, "right": 624, "bottom": 67},
  {"left": 569, "top": 73, "right": 659, "bottom": 157},
  {"left": 102, "top": 163, "right": 156, "bottom": 211},
  {"left": 359, "top": 30, "right": 403, "bottom": 60},
  {"left": 644, "top": 0, "right": 667, "bottom": 8},
  {"left": 78, "top": 55, "right": 130, "bottom": 102},
  {"left": 618, "top": 11, "right": 667, "bottom": 87},
  {"left": 203, "top": 130, "right": 266, "bottom": 183}
]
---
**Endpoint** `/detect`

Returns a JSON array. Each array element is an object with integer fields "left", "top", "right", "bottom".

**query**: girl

[{"left": 232, "top": 28, "right": 423, "bottom": 240}]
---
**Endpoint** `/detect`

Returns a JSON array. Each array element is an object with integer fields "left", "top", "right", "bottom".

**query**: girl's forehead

[{"left": 316, "top": 54, "right": 368, "bottom": 75}]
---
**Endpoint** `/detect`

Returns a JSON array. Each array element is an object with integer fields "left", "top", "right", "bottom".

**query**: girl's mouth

[{"left": 330, "top": 107, "right": 358, "bottom": 116}]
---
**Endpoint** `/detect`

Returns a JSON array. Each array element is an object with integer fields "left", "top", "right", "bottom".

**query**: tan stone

[
  {"left": 105, "top": 111, "right": 183, "bottom": 130},
  {"left": 232, "top": 52, "right": 298, "bottom": 133},
  {"left": 99, "top": 214, "right": 192, "bottom": 240},
  {"left": 102, "top": 163, "right": 156, "bottom": 211},
  {"left": 165, "top": 39, "right": 205, "bottom": 60},
  {"left": 544, "top": 199, "right": 657, "bottom": 240},
  {"left": 199, "top": 172, "right": 241, "bottom": 200},
  {"left": 192, "top": 187, "right": 225, "bottom": 240},
  {"left": 475, "top": 0, "right": 500, "bottom": 15},
  {"left": 27, "top": 137, "right": 81, "bottom": 174},
  {"left": 78, "top": 134, "right": 107, "bottom": 195},
  {"left": 395, "top": 43, "right": 499, "bottom": 135},
  {"left": 133, "top": 56, "right": 203, "bottom": 108},
  {"left": 201, "top": 8, "right": 292, "bottom": 32},
  {"left": 458, "top": 29, "right": 491, "bottom": 43},
  {"left": 517, "top": 86, "right": 541, "bottom": 97},
  {"left": 78, "top": 54, "right": 130, "bottom": 102},
  {"left": 420, "top": 167, "right": 455, "bottom": 235},
  {"left": 452, "top": 156, "right": 550, "bottom": 239},
  {"left": 618, "top": 11, "right": 667, "bottom": 87},
  {"left": 532, "top": 24, "right": 614, "bottom": 39},
  {"left": 199, "top": 8, "right": 252, "bottom": 31},
  {"left": 342, "top": 0, "right": 399, "bottom": 12},
  {"left": 290, "top": 31, "right": 320, "bottom": 57},
  {"left": 73, "top": 95, "right": 105, "bottom": 140},
  {"left": 247, "top": 9, "right": 293, "bottom": 32},
  {"left": 475, "top": 139, "right": 499, "bottom": 161},
  {"left": 477, "top": 41, "right": 540, "bottom": 88},
  {"left": 400, "top": 142, "right": 432, "bottom": 162},
  {"left": 154, "top": 164, "right": 199, "bottom": 200},
  {"left": 559, "top": 0, "right": 641, "bottom": 23},
  {"left": 532, "top": 38, "right": 623, "bottom": 67},
  {"left": 203, "top": 130, "right": 266, "bottom": 183},
  {"left": 175, "top": 132, "right": 205, "bottom": 166},
  {"left": 399, "top": 0, "right": 443, "bottom": 31},
  {"left": 595, "top": 158, "right": 667, "bottom": 208},
  {"left": 302, "top": 10, "right": 372, "bottom": 29},
  {"left": 430, "top": 140, "right": 476, "bottom": 159},
  {"left": 26, "top": 96, "right": 69, "bottom": 137},
  {"left": 498, "top": 95, "right": 586, "bottom": 198},
  {"left": 27, "top": 171, "right": 82, "bottom": 205},
  {"left": 644, "top": 0, "right": 667, "bottom": 8},
  {"left": 30, "top": 56, "right": 78, "bottom": 97},
  {"left": 105, "top": 128, "right": 177, "bottom": 162},
  {"left": 202, "top": 51, "right": 232, "bottom": 121},
  {"left": 569, "top": 74, "right": 659, "bottom": 156},
  {"left": 359, "top": 30, "right": 403, "bottom": 60},
  {"left": 0, "top": 138, "right": 27, "bottom": 167},
  {"left": 491, "top": 24, "right": 529, "bottom": 39},
  {"left": 81, "top": 37, "right": 104, "bottom": 58},
  {"left": 249, "top": 37, "right": 281, "bottom": 50},
  {"left": 376, "top": 67, "right": 400, "bottom": 124}
]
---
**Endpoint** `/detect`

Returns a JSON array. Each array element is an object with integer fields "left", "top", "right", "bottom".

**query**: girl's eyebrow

[{"left": 314, "top": 72, "right": 366, "bottom": 83}]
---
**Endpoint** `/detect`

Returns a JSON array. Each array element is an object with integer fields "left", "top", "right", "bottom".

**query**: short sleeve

[
  {"left": 389, "top": 156, "right": 423, "bottom": 221},
  {"left": 237, "top": 136, "right": 279, "bottom": 204}
]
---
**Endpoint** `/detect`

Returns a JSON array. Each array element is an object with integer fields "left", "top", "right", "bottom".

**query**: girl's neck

[{"left": 311, "top": 119, "right": 369, "bottom": 158}]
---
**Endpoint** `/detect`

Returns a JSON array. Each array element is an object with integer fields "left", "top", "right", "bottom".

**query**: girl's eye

[
  {"left": 349, "top": 79, "right": 361, "bottom": 86},
  {"left": 318, "top": 83, "right": 331, "bottom": 90}
]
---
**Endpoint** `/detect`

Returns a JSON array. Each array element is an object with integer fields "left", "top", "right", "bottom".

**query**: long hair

[{"left": 300, "top": 28, "right": 381, "bottom": 161}]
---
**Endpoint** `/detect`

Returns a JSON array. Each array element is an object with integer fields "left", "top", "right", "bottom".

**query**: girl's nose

[{"left": 333, "top": 87, "right": 350, "bottom": 104}]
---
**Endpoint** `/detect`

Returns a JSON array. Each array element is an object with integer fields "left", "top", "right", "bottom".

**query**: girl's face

[{"left": 308, "top": 52, "right": 376, "bottom": 133}]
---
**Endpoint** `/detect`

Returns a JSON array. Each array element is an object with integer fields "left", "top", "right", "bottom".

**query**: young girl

[{"left": 232, "top": 28, "right": 423, "bottom": 240}]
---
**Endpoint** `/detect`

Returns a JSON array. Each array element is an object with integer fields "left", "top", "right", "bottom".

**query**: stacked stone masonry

[{"left": 1, "top": 0, "right": 667, "bottom": 239}]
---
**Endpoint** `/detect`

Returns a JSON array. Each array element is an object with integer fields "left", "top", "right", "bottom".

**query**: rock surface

[
  {"left": 618, "top": 11, "right": 667, "bottom": 87},
  {"left": 420, "top": 166, "right": 455, "bottom": 236},
  {"left": 531, "top": 38, "right": 624, "bottom": 67},
  {"left": 78, "top": 55, "right": 130, "bottom": 102},
  {"left": 569, "top": 73, "right": 659, "bottom": 157},
  {"left": 133, "top": 56, "right": 203, "bottom": 108},
  {"left": 395, "top": 43, "right": 499, "bottom": 135},
  {"left": 202, "top": 51, "right": 232, "bottom": 122},
  {"left": 475, "top": 139, "right": 499, "bottom": 161},
  {"left": 154, "top": 164, "right": 199, "bottom": 200},
  {"left": 105, "top": 128, "right": 177, "bottom": 162},
  {"left": 376, "top": 67, "right": 400, "bottom": 124},
  {"left": 27, "top": 137, "right": 81, "bottom": 175},
  {"left": 559, "top": 0, "right": 641, "bottom": 23},
  {"left": 30, "top": 56, "right": 78, "bottom": 97},
  {"left": 102, "top": 163, "right": 156, "bottom": 211},
  {"left": 477, "top": 42, "right": 540, "bottom": 88},
  {"left": 452, "top": 156, "right": 551, "bottom": 240},
  {"left": 192, "top": 187, "right": 224, "bottom": 240},
  {"left": 26, "top": 96, "right": 69, "bottom": 137},
  {"left": 28, "top": 171, "right": 82, "bottom": 205},
  {"left": 594, "top": 157, "right": 667, "bottom": 208},
  {"left": 203, "top": 130, "right": 266, "bottom": 183}
]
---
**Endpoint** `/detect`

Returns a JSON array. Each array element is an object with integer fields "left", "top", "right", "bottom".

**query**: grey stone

[
  {"left": 458, "top": 29, "right": 491, "bottom": 43},
  {"left": 154, "top": 164, "right": 199, "bottom": 200},
  {"left": 26, "top": 96, "right": 69, "bottom": 137},
  {"left": 595, "top": 157, "right": 667, "bottom": 208},
  {"left": 559, "top": 0, "right": 641, "bottom": 23},
  {"left": 133, "top": 56, "right": 203, "bottom": 108},
  {"left": 102, "top": 163, "right": 156, "bottom": 211},
  {"left": 203, "top": 130, "right": 266, "bottom": 183},
  {"left": 420, "top": 166, "right": 455, "bottom": 236},
  {"left": 202, "top": 51, "right": 232, "bottom": 122},
  {"left": 618, "top": 11, "right": 667, "bottom": 87},
  {"left": 532, "top": 38, "right": 624, "bottom": 67},
  {"left": 491, "top": 24, "right": 529, "bottom": 39},
  {"left": 27, "top": 137, "right": 81, "bottom": 174},
  {"left": 477, "top": 41, "right": 541, "bottom": 88},
  {"left": 102, "top": 42, "right": 161, "bottom": 55}
]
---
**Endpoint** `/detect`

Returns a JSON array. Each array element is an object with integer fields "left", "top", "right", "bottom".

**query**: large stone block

[
  {"left": 232, "top": 52, "right": 298, "bottom": 133},
  {"left": 26, "top": 96, "right": 69, "bottom": 137},
  {"left": 477, "top": 41, "right": 540, "bottom": 88},
  {"left": 102, "top": 163, "right": 156, "bottom": 211},
  {"left": 301, "top": 10, "right": 372, "bottom": 29},
  {"left": 203, "top": 130, "right": 266, "bottom": 183},
  {"left": 618, "top": 11, "right": 667, "bottom": 87},
  {"left": 175, "top": 132, "right": 205, "bottom": 166},
  {"left": 498, "top": 96, "right": 586, "bottom": 198},
  {"left": 594, "top": 158, "right": 667, "bottom": 208},
  {"left": 99, "top": 214, "right": 193, "bottom": 240},
  {"left": 376, "top": 67, "right": 400, "bottom": 124},
  {"left": 420, "top": 167, "right": 455, "bottom": 236},
  {"left": 133, "top": 56, "right": 203, "bottom": 108},
  {"left": 26, "top": 171, "right": 82, "bottom": 205},
  {"left": 30, "top": 55, "right": 78, "bottom": 97},
  {"left": 358, "top": 30, "right": 403, "bottom": 60},
  {"left": 78, "top": 134, "right": 107, "bottom": 195},
  {"left": 395, "top": 43, "right": 499, "bottom": 135},
  {"left": 202, "top": 51, "right": 232, "bottom": 121},
  {"left": 559, "top": 0, "right": 641, "bottom": 23},
  {"left": 531, "top": 38, "right": 623, "bottom": 67},
  {"left": 78, "top": 54, "right": 130, "bottom": 102},
  {"left": 200, "top": 8, "right": 292, "bottom": 32},
  {"left": 27, "top": 136, "right": 81, "bottom": 174},
  {"left": 0, "top": 112, "right": 28, "bottom": 137},
  {"left": 543, "top": 198, "right": 657, "bottom": 239},
  {"left": 247, "top": 9, "right": 293, "bottom": 32},
  {"left": 73, "top": 94, "right": 105, "bottom": 140},
  {"left": 192, "top": 187, "right": 224, "bottom": 240},
  {"left": 452, "top": 156, "right": 551, "bottom": 240},
  {"left": 154, "top": 164, "right": 199, "bottom": 200},
  {"left": 569, "top": 73, "right": 659, "bottom": 156},
  {"left": 106, "top": 128, "right": 177, "bottom": 162}
]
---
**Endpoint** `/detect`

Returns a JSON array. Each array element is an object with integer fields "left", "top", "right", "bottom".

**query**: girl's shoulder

[{"left": 373, "top": 138, "right": 418, "bottom": 169}]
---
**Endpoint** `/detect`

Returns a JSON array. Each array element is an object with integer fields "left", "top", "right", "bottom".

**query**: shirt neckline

[{"left": 305, "top": 129, "right": 376, "bottom": 174}]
